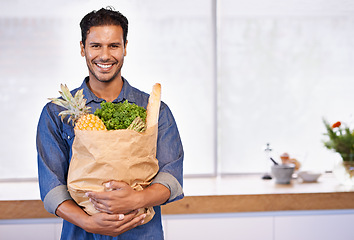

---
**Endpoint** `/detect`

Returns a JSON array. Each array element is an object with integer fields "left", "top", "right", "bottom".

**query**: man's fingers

[
  {"left": 104, "top": 181, "right": 128, "bottom": 191},
  {"left": 116, "top": 212, "right": 146, "bottom": 233},
  {"left": 99, "top": 211, "right": 135, "bottom": 223},
  {"left": 103, "top": 213, "right": 125, "bottom": 221},
  {"left": 90, "top": 198, "right": 112, "bottom": 213},
  {"left": 100, "top": 209, "right": 139, "bottom": 221},
  {"left": 86, "top": 191, "right": 111, "bottom": 201}
]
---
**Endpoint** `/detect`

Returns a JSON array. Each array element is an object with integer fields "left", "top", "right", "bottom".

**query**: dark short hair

[{"left": 80, "top": 7, "right": 128, "bottom": 47}]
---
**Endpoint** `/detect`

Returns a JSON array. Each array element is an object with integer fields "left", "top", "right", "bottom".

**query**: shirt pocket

[{"left": 61, "top": 124, "right": 75, "bottom": 145}]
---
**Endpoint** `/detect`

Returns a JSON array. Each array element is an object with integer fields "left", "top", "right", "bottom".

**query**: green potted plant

[{"left": 323, "top": 119, "right": 354, "bottom": 186}]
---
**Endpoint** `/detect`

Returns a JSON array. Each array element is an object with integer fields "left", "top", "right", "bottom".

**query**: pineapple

[{"left": 49, "top": 84, "right": 106, "bottom": 131}]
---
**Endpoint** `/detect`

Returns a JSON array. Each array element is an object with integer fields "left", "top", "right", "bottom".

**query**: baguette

[{"left": 146, "top": 83, "right": 161, "bottom": 129}]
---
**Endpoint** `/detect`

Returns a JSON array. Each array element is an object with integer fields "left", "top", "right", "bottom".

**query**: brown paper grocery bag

[
  {"left": 67, "top": 83, "right": 161, "bottom": 224},
  {"left": 67, "top": 124, "right": 159, "bottom": 223}
]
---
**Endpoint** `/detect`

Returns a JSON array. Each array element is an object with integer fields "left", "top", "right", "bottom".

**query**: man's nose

[{"left": 100, "top": 46, "right": 110, "bottom": 60}]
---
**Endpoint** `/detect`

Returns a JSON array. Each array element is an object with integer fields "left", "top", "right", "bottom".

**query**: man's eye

[
  {"left": 91, "top": 45, "right": 100, "bottom": 48},
  {"left": 111, "top": 45, "right": 119, "bottom": 49}
]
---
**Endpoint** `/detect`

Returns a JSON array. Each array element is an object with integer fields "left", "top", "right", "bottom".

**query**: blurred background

[{"left": 0, "top": 0, "right": 353, "bottom": 180}]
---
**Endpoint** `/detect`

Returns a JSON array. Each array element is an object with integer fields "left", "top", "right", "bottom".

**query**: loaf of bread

[{"left": 146, "top": 83, "right": 161, "bottom": 129}]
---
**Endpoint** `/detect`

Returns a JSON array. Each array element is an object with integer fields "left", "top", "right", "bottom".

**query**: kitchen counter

[{"left": 1, "top": 173, "right": 354, "bottom": 219}]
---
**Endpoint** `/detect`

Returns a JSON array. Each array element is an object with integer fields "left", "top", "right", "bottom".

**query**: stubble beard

[{"left": 87, "top": 58, "right": 124, "bottom": 83}]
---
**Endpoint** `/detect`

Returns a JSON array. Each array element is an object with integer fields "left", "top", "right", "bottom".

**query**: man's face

[{"left": 80, "top": 25, "right": 127, "bottom": 83}]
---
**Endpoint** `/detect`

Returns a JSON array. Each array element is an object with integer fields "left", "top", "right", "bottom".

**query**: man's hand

[
  {"left": 55, "top": 199, "right": 146, "bottom": 237},
  {"left": 86, "top": 181, "right": 171, "bottom": 215},
  {"left": 85, "top": 210, "right": 146, "bottom": 237},
  {"left": 86, "top": 181, "right": 142, "bottom": 214}
]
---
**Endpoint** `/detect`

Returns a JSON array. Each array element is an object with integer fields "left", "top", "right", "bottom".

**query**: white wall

[
  {"left": 218, "top": 0, "right": 354, "bottom": 173},
  {"left": 1, "top": 0, "right": 354, "bottom": 179},
  {"left": 0, "top": 0, "right": 216, "bottom": 179}
]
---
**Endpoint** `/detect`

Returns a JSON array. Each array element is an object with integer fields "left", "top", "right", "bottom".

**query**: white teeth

[{"left": 97, "top": 63, "right": 112, "bottom": 69}]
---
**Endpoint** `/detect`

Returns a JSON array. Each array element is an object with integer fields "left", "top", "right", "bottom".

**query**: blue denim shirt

[{"left": 36, "top": 77, "right": 184, "bottom": 240}]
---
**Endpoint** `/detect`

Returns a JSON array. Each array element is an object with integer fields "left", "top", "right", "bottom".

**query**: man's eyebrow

[{"left": 88, "top": 42, "right": 122, "bottom": 46}]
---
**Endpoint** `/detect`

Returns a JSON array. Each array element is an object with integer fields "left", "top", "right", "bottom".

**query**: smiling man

[
  {"left": 81, "top": 24, "right": 127, "bottom": 103},
  {"left": 83, "top": 25, "right": 126, "bottom": 81},
  {"left": 36, "top": 7, "right": 184, "bottom": 240}
]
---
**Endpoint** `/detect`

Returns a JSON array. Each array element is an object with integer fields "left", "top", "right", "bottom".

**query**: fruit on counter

[
  {"left": 49, "top": 84, "right": 106, "bottom": 131},
  {"left": 280, "top": 152, "right": 290, "bottom": 162},
  {"left": 280, "top": 152, "right": 301, "bottom": 171}
]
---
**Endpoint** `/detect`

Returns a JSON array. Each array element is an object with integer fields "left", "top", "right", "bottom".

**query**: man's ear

[
  {"left": 124, "top": 40, "right": 128, "bottom": 56},
  {"left": 80, "top": 41, "right": 85, "bottom": 57}
]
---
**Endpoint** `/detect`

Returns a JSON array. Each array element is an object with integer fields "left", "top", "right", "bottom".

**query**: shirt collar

[{"left": 80, "top": 76, "right": 138, "bottom": 104}]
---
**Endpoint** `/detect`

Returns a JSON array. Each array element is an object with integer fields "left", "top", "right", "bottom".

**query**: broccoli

[{"left": 94, "top": 100, "right": 147, "bottom": 131}]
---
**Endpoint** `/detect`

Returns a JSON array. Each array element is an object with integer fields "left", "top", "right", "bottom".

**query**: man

[{"left": 37, "top": 7, "right": 184, "bottom": 239}]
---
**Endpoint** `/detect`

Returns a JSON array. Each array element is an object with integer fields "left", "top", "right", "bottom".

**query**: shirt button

[{"left": 68, "top": 136, "right": 70, "bottom": 140}]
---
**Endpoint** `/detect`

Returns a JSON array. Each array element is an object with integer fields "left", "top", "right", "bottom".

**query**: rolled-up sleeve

[
  {"left": 36, "top": 103, "right": 73, "bottom": 214},
  {"left": 152, "top": 102, "right": 184, "bottom": 204}
]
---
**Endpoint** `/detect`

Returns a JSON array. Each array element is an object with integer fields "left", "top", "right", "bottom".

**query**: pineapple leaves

[
  {"left": 58, "top": 110, "right": 76, "bottom": 125},
  {"left": 49, "top": 84, "right": 91, "bottom": 125}
]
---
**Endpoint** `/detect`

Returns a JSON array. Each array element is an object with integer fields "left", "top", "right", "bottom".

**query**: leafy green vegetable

[
  {"left": 323, "top": 119, "right": 354, "bottom": 161},
  {"left": 94, "top": 100, "right": 147, "bottom": 131}
]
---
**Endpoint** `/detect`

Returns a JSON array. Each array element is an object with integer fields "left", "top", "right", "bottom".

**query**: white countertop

[{"left": 0, "top": 173, "right": 352, "bottom": 201}]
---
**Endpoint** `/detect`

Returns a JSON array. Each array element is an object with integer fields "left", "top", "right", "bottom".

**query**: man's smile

[{"left": 95, "top": 62, "right": 115, "bottom": 71}]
